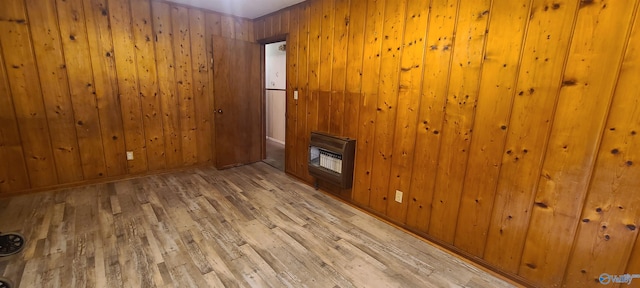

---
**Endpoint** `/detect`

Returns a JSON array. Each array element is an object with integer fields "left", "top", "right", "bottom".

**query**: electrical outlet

[
  {"left": 395, "top": 190, "right": 403, "bottom": 203},
  {"left": 126, "top": 151, "right": 134, "bottom": 161},
  {"left": 293, "top": 90, "right": 299, "bottom": 100}
]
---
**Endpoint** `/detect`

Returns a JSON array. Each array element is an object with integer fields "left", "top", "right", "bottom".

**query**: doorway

[{"left": 263, "top": 41, "right": 286, "bottom": 171}]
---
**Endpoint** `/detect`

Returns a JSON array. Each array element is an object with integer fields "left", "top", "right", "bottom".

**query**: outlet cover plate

[{"left": 395, "top": 190, "right": 403, "bottom": 203}]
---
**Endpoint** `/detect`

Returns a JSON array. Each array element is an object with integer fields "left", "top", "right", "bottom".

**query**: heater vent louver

[{"left": 308, "top": 132, "right": 355, "bottom": 189}]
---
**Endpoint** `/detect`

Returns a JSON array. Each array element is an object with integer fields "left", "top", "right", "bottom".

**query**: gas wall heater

[{"left": 308, "top": 132, "right": 356, "bottom": 189}]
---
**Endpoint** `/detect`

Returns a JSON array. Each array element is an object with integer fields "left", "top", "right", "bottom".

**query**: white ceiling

[{"left": 164, "top": 0, "right": 306, "bottom": 19}]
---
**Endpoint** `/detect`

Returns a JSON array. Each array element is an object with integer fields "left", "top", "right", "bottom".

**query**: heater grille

[{"left": 308, "top": 132, "right": 355, "bottom": 189}]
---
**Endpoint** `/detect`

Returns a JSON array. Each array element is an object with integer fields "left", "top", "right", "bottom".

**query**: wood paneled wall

[
  {"left": 254, "top": 0, "right": 640, "bottom": 287},
  {"left": 0, "top": 0, "right": 253, "bottom": 195}
]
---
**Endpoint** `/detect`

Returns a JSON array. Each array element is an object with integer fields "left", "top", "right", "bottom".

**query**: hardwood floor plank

[
  {"left": 0, "top": 162, "right": 514, "bottom": 287},
  {"left": 237, "top": 243, "right": 290, "bottom": 287},
  {"left": 237, "top": 220, "right": 320, "bottom": 287}
]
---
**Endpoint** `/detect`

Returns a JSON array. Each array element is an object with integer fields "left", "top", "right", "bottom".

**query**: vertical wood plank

[
  {"left": 483, "top": 0, "right": 579, "bottom": 274},
  {"left": 280, "top": 8, "right": 292, "bottom": 34},
  {"left": 564, "top": 5, "right": 640, "bottom": 285},
  {"left": 243, "top": 18, "right": 252, "bottom": 42},
  {"left": 455, "top": 0, "right": 532, "bottom": 257},
  {"left": 385, "top": 0, "right": 430, "bottom": 223},
  {"left": 343, "top": 0, "right": 365, "bottom": 96},
  {"left": 280, "top": 9, "right": 290, "bottom": 35},
  {"left": 316, "top": 0, "right": 334, "bottom": 134},
  {"left": 519, "top": 0, "right": 639, "bottom": 286},
  {"left": 316, "top": 91, "right": 330, "bottom": 134},
  {"left": 221, "top": 15, "right": 235, "bottom": 39},
  {"left": 342, "top": 0, "right": 367, "bottom": 139},
  {"left": 25, "top": 0, "right": 84, "bottom": 183},
  {"left": 274, "top": 12, "right": 283, "bottom": 36},
  {"left": 330, "top": 90, "right": 346, "bottom": 136},
  {"left": 56, "top": 0, "right": 108, "bottom": 180},
  {"left": 108, "top": 0, "right": 148, "bottom": 173},
  {"left": 285, "top": 9, "right": 299, "bottom": 174},
  {"left": 0, "top": 0, "right": 58, "bottom": 187},
  {"left": 189, "top": 8, "right": 213, "bottom": 164},
  {"left": 306, "top": 0, "right": 322, "bottom": 146},
  {"left": 625, "top": 233, "right": 640, "bottom": 284},
  {"left": 171, "top": 5, "right": 198, "bottom": 165},
  {"left": 247, "top": 19, "right": 255, "bottom": 42},
  {"left": 317, "top": 0, "right": 335, "bottom": 94},
  {"left": 253, "top": 17, "right": 266, "bottom": 41},
  {"left": 234, "top": 18, "right": 246, "bottom": 41},
  {"left": 295, "top": 4, "right": 312, "bottom": 182},
  {"left": 405, "top": 0, "right": 459, "bottom": 232},
  {"left": 130, "top": 0, "right": 166, "bottom": 170},
  {"left": 329, "top": 0, "right": 349, "bottom": 136},
  {"left": 274, "top": 12, "right": 282, "bottom": 35},
  {"left": 265, "top": 14, "right": 275, "bottom": 38},
  {"left": 151, "top": 1, "right": 182, "bottom": 169},
  {"left": 0, "top": 44, "right": 30, "bottom": 193},
  {"left": 205, "top": 13, "right": 222, "bottom": 37},
  {"left": 428, "top": 0, "right": 492, "bottom": 243},
  {"left": 368, "top": 0, "right": 408, "bottom": 214},
  {"left": 83, "top": 0, "right": 128, "bottom": 177},
  {"left": 351, "top": 0, "right": 385, "bottom": 207}
]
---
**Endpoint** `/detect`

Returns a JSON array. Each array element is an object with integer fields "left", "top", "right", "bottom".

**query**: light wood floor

[
  {"left": 0, "top": 162, "right": 515, "bottom": 288},
  {"left": 263, "top": 139, "right": 285, "bottom": 172}
]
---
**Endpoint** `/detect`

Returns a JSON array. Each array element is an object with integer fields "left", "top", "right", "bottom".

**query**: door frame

[{"left": 259, "top": 35, "right": 289, "bottom": 165}]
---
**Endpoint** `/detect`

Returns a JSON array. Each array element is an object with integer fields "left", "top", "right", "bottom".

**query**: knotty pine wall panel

[
  {"left": 564, "top": 4, "right": 640, "bottom": 286},
  {"left": 189, "top": 10, "right": 213, "bottom": 165},
  {"left": 342, "top": 0, "right": 365, "bottom": 143},
  {"left": 57, "top": 0, "right": 109, "bottom": 179},
  {"left": 454, "top": 0, "right": 532, "bottom": 257},
  {"left": 406, "top": 0, "right": 457, "bottom": 233},
  {"left": 428, "top": 0, "right": 491, "bottom": 244},
  {"left": 294, "top": 4, "right": 313, "bottom": 184},
  {"left": 83, "top": 0, "right": 128, "bottom": 177},
  {"left": 0, "top": 0, "right": 254, "bottom": 195},
  {"left": 255, "top": 0, "right": 640, "bottom": 286},
  {"left": 482, "top": 0, "right": 579, "bottom": 275},
  {"left": 367, "top": 0, "right": 406, "bottom": 215},
  {"left": 386, "top": 0, "right": 429, "bottom": 224},
  {"left": 109, "top": 0, "right": 149, "bottom": 173},
  {"left": 327, "top": 0, "right": 348, "bottom": 137},
  {"left": 0, "top": 0, "right": 59, "bottom": 188},
  {"left": 285, "top": 8, "right": 299, "bottom": 174},
  {"left": 172, "top": 6, "right": 198, "bottom": 166},
  {"left": 352, "top": 0, "right": 385, "bottom": 207},
  {"left": 25, "top": 0, "right": 85, "bottom": 183},
  {"left": 0, "top": 38, "right": 30, "bottom": 192},
  {"left": 519, "top": 1, "right": 639, "bottom": 286},
  {"left": 130, "top": 0, "right": 167, "bottom": 171},
  {"left": 316, "top": 0, "right": 334, "bottom": 134},
  {"left": 152, "top": 1, "right": 182, "bottom": 169}
]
